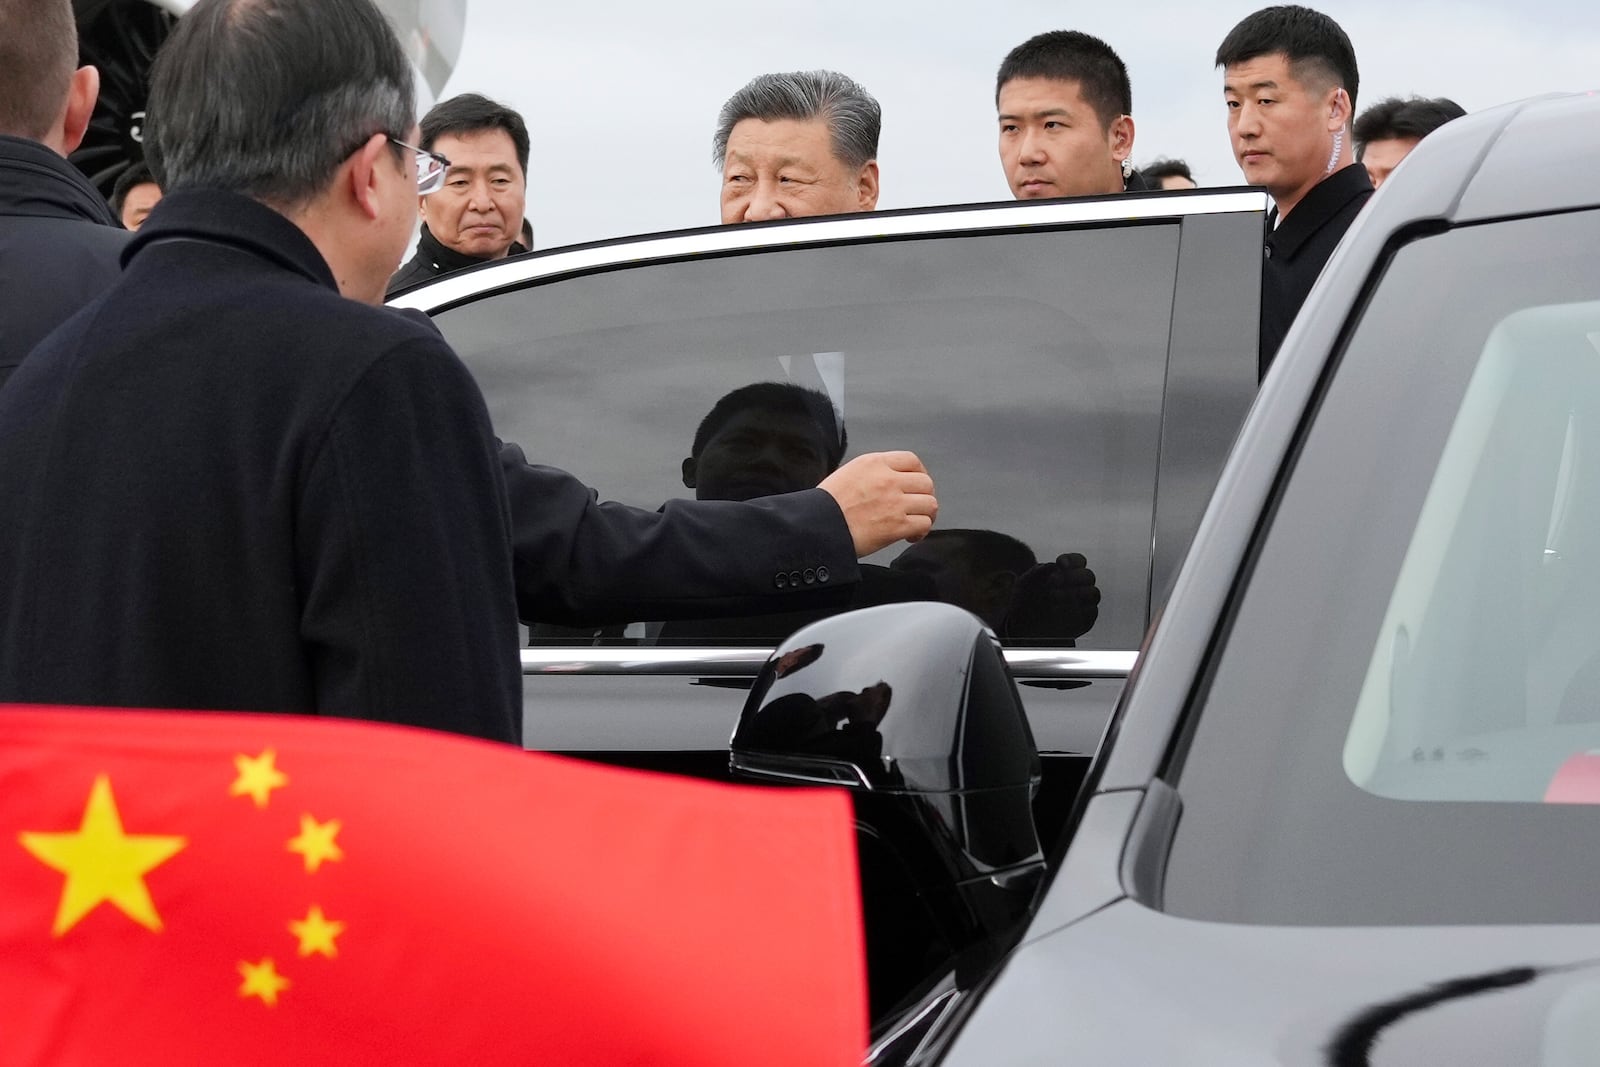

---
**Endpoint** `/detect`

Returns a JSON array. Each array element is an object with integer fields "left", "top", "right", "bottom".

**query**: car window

[
  {"left": 434, "top": 223, "right": 1182, "bottom": 650},
  {"left": 1345, "top": 300, "right": 1600, "bottom": 802},
  {"left": 1164, "top": 209, "right": 1600, "bottom": 926}
]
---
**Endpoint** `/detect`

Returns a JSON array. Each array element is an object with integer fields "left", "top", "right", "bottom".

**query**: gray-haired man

[{"left": 714, "top": 70, "right": 880, "bottom": 224}]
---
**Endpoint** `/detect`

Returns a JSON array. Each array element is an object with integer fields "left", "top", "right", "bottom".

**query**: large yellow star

[
  {"left": 19, "top": 775, "right": 187, "bottom": 937},
  {"left": 286, "top": 814, "right": 343, "bottom": 872},
  {"left": 288, "top": 904, "right": 345, "bottom": 958},
  {"left": 229, "top": 750, "right": 288, "bottom": 808},
  {"left": 238, "top": 958, "right": 290, "bottom": 1006}
]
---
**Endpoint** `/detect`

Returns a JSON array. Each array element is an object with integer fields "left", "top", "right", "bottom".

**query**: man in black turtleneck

[
  {"left": 386, "top": 93, "right": 530, "bottom": 296},
  {"left": 0, "top": 0, "right": 130, "bottom": 393}
]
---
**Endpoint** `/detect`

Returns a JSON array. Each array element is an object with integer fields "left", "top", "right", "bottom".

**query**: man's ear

[
  {"left": 346, "top": 133, "right": 390, "bottom": 221},
  {"left": 1108, "top": 114, "right": 1135, "bottom": 162},
  {"left": 59, "top": 66, "right": 100, "bottom": 155},
  {"left": 1327, "top": 87, "right": 1350, "bottom": 132},
  {"left": 680, "top": 456, "right": 698, "bottom": 489},
  {"left": 856, "top": 160, "right": 880, "bottom": 211}
]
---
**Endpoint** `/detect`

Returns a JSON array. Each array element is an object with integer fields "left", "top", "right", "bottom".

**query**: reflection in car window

[
  {"left": 435, "top": 225, "right": 1181, "bottom": 649},
  {"left": 1164, "top": 210, "right": 1600, "bottom": 926}
]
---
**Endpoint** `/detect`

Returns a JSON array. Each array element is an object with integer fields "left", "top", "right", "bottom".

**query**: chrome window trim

[
  {"left": 390, "top": 190, "right": 1268, "bottom": 312},
  {"left": 520, "top": 647, "right": 1137, "bottom": 680}
]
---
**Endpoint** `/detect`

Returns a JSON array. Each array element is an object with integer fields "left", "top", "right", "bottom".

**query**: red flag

[{"left": 0, "top": 705, "right": 866, "bottom": 1065}]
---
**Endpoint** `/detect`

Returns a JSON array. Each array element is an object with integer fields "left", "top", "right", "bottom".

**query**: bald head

[{"left": 0, "top": 0, "right": 77, "bottom": 141}]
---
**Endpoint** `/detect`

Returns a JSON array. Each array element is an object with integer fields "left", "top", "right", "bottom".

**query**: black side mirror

[{"left": 730, "top": 602, "right": 1044, "bottom": 1015}]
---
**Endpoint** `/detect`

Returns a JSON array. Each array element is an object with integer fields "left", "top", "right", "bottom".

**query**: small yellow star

[
  {"left": 19, "top": 775, "right": 187, "bottom": 936},
  {"left": 286, "top": 814, "right": 343, "bottom": 872},
  {"left": 238, "top": 958, "right": 290, "bottom": 1006},
  {"left": 229, "top": 750, "right": 288, "bottom": 809},
  {"left": 288, "top": 904, "right": 345, "bottom": 958}
]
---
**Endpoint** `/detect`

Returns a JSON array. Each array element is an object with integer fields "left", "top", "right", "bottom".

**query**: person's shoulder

[
  {"left": 385, "top": 254, "right": 436, "bottom": 298},
  {"left": 2, "top": 212, "right": 129, "bottom": 267}
]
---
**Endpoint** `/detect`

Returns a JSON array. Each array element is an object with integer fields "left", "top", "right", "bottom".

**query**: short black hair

[
  {"left": 921, "top": 529, "right": 1038, "bottom": 577},
  {"left": 109, "top": 161, "right": 158, "bottom": 215},
  {"left": 0, "top": 0, "right": 75, "bottom": 139},
  {"left": 692, "top": 382, "right": 847, "bottom": 471},
  {"left": 1353, "top": 96, "right": 1466, "bottom": 158},
  {"left": 420, "top": 93, "right": 531, "bottom": 177},
  {"left": 1214, "top": 5, "right": 1359, "bottom": 112},
  {"left": 1142, "top": 158, "right": 1194, "bottom": 183},
  {"left": 995, "top": 30, "right": 1132, "bottom": 131}
]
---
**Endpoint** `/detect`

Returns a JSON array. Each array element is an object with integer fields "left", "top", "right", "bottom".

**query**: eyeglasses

[{"left": 389, "top": 137, "right": 451, "bottom": 195}]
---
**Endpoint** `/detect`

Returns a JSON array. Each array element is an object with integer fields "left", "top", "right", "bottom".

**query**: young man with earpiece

[{"left": 1218, "top": 5, "right": 1372, "bottom": 374}]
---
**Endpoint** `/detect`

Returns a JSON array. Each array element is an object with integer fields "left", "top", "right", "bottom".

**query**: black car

[
  {"left": 399, "top": 89, "right": 1600, "bottom": 1064},
  {"left": 881, "top": 91, "right": 1600, "bottom": 1064}
]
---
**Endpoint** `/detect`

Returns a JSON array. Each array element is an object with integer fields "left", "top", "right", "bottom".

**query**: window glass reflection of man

[
  {"left": 682, "top": 383, "right": 843, "bottom": 502},
  {"left": 890, "top": 530, "right": 1035, "bottom": 632},
  {"left": 661, "top": 384, "right": 1097, "bottom": 645}
]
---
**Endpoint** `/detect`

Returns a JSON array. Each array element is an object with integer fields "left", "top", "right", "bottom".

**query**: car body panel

[{"left": 944, "top": 904, "right": 1600, "bottom": 1065}]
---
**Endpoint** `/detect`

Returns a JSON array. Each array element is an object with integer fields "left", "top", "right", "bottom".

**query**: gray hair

[
  {"left": 712, "top": 70, "right": 881, "bottom": 171},
  {"left": 144, "top": 0, "right": 414, "bottom": 209}
]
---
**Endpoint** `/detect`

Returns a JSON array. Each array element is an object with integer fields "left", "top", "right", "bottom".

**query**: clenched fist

[{"left": 818, "top": 451, "right": 937, "bottom": 557}]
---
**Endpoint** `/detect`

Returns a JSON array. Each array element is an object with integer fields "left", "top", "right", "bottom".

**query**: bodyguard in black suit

[{"left": 1216, "top": 6, "right": 1374, "bottom": 374}]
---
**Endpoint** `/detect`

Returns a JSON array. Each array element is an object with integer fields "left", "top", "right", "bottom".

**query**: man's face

[
  {"left": 720, "top": 118, "right": 878, "bottom": 224},
  {"left": 1361, "top": 136, "right": 1419, "bottom": 188},
  {"left": 1223, "top": 53, "right": 1342, "bottom": 204},
  {"left": 419, "top": 127, "right": 526, "bottom": 260},
  {"left": 997, "top": 77, "right": 1131, "bottom": 200},
  {"left": 119, "top": 182, "right": 162, "bottom": 230},
  {"left": 683, "top": 407, "right": 835, "bottom": 501}
]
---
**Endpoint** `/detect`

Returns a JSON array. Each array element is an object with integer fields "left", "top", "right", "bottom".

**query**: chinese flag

[{"left": 0, "top": 706, "right": 866, "bottom": 1065}]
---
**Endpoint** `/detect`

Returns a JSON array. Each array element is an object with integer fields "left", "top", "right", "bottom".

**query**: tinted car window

[
  {"left": 1164, "top": 209, "right": 1600, "bottom": 925},
  {"left": 435, "top": 224, "right": 1181, "bottom": 650}
]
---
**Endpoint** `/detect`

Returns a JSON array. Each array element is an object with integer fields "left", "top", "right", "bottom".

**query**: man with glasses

[
  {"left": 0, "top": 0, "right": 526, "bottom": 740},
  {"left": 387, "top": 93, "right": 530, "bottom": 296}
]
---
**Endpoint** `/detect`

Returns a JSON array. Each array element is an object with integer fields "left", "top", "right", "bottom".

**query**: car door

[{"left": 390, "top": 190, "right": 1265, "bottom": 837}]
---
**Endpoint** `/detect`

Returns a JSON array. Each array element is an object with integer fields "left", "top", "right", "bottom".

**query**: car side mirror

[{"left": 730, "top": 602, "right": 1045, "bottom": 1015}]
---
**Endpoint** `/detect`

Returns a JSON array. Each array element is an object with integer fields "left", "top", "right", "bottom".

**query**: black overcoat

[{"left": 0, "top": 190, "right": 523, "bottom": 743}]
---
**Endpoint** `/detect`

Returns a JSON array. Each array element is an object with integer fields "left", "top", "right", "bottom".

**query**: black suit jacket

[
  {"left": 501, "top": 442, "right": 860, "bottom": 628},
  {"left": 0, "top": 190, "right": 523, "bottom": 743},
  {"left": 1260, "top": 163, "right": 1374, "bottom": 374},
  {"left": 0, "top": 135, "right": 129, "bottom": 392}
]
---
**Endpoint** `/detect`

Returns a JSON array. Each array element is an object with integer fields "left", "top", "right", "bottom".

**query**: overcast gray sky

[{"left": 434, "top": 1, "right": 1598, "bottom": 249}]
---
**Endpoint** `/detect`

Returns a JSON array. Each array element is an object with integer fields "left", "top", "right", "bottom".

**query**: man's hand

[
  {"left": 1002, "top": 552, "right": 1100, "bottom": 641},
  {"left": 819, "top": 452, "right": 937, "bottom": 557}
]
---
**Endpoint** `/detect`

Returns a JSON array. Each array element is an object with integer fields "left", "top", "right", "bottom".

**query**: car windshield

[{"left": 1163, "top": 208, "right": 1600, "bottom": 926}]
